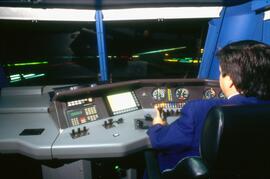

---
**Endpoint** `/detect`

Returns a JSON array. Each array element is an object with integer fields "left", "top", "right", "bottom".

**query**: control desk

[{"left": 0, "top": 79, "right": 223, "bottom": 160}]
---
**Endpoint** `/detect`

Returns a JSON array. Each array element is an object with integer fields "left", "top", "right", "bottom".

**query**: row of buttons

[
  {"left": 71, "top": 117, "right": 80, "bottom": 126},
  {"left": 85, "top": 106, "right": 97, "bottom": 115},
  {"left": 113, "top": 106, "right": 138, "bottom": 115},
  {"left": 67, "top": 98, "right": 93, "bottom": 107},
  {"left": 87, "top": 114, "right": 98, "bottom": 121},
  {"left": 70, "top": 114, "right": 99, "bottom": 126},
  {"left": 154, "top": 102, "right": 186, "bottom": 109}
]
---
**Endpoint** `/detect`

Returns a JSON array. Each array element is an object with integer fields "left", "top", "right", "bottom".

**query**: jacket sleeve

[{"left": 147, "top": 101, "right": 195, "bottom": 151}]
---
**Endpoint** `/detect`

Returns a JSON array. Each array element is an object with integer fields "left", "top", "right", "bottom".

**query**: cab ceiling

[{"left": 0, "top": 0, "right": 249, "bottom": 9}]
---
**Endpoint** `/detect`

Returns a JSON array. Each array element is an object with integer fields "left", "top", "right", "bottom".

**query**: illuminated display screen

[
  {"left": 69, "top": 110, "right": 83, "bottom": 117},
  {"left": 106, "top": 91, "right": 140, "bottom": 115}
]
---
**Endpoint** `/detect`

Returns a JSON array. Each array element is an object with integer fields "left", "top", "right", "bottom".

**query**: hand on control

[{"left": 153, "top": 106, "right": 167, "bottom": 126}]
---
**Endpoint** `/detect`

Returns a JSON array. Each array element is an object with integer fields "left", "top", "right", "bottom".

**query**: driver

[{"left": 147, "top": 40, "right": 270, "bottom": 172}]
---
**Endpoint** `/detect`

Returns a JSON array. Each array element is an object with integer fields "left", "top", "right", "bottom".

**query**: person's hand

[{"left": 152, "top": 106, "right": 167, "bottom": 126}]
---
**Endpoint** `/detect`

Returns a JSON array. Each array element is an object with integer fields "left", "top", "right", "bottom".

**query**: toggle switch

[{"left": 144, "top": 114, "right": 153, "bottom": 121}]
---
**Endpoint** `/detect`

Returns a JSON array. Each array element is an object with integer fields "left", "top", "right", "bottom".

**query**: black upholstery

[
  {"left": 145, "top": 104, "right": 270, "bottom": 179},
  {"left": 162, "top": 157, "right": 208, "bottom": 179},
  {"left": 201, "top": 104, "right": 270, "bottom": 178},
  {"left": 144, "top": 151, "right": 208, "bottom": 179}
]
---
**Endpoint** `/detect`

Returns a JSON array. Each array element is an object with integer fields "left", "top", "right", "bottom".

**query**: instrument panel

[
  {"left": 50, "top": 79, "right": 224, "bottom": 130},
  {"left": 0, "top": 78, "right": 225, "bottom": 160},
  {"left": 65, "top": 97, "right": 99, "bottom": 126}
]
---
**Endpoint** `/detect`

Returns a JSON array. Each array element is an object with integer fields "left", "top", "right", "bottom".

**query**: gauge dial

[
  {"left": 218, "top": 91, "right": 226, "bottom": 99},
  {"left": 152, "top": 88, "right": 166, "bottom": 101},
  {"left": 203, "top": 88, "right": 216, "bottom": 99},
  {"left": 175, "top": 88, "right": 189, "bottom": 100}
]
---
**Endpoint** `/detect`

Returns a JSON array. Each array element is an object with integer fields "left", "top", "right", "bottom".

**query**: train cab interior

[{"left": 1, "top": 0, "right": 270, "bottom": 179}]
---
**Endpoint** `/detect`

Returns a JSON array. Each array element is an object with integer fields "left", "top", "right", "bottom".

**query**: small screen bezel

[{"left": 105, "top": 91, "right": 141, "bottom": 116}]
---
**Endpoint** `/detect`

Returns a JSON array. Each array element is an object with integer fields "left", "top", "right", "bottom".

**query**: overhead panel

[
  {"left": 0, "top": 6, "right": 222, "bottom": 21},
  {"left": 0, "top": 0, "right": 249, "bottom": 9},
  {"left": 0, "top": 6, "right": 96, "bottom": 21}
]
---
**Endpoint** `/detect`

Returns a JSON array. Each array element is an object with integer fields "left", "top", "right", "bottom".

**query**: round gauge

[
  {"left": 218, "top": 91, "right": 226, "bottom": 99},
  {"left": 152, "top": 88, "right": 166, "bottom": 101},
  {"left": 175, "top": 88, "right": 189, "bottom": 100},
  {"left": 203, "top": 88, "right": 216, "bottom": 99}
]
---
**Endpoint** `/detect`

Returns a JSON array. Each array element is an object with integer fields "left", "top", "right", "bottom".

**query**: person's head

[{"left": 216, "top": 40, "right": 270, "bottom": 100}]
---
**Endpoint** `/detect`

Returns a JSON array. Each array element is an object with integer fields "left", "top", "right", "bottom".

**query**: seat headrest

[{"left": 200, "top": 104, "right": 270, "bottom": 174}]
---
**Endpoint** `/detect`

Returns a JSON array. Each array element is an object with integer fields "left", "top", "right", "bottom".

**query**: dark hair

[{"left": 217, "top": 40, "right": 270, "bottom": 100}]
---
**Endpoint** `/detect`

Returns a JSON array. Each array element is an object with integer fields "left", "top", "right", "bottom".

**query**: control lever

[
  {"left": 135, "top": 119, "right": 149, "bottom": 129},
  {"left": 103, "top": 118, "right": 124, "bottom": 129},
  {"left": 144, "top": 114, "right": 153, "bottom": 121},
  {"left": 158, "top": 107, "right": 167, "bottom": 121},
  {"left": 103, "top": 119, "right": 115, "bottom": 129},
  {"left": 70, "top": 126, "right": 89, "bottom": 139},
  {"left": 116, "top": 118, "right": 124, "bottom": 124}
]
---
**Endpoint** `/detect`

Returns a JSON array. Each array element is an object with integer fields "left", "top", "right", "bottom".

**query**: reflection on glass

[
  {"left": 106, "top": 19, "right": 208, "bottom": 82},
  {"left": 1, "top": 18, "right": 209, "bottom": 86}
]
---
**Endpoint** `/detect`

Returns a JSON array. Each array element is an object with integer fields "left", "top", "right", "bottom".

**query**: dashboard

[
  {"left": 0, "top": 78, "right": 224, "bottom": 160},
  {"left": 50, "top": 79, "right": 224, "bottom": 129}
]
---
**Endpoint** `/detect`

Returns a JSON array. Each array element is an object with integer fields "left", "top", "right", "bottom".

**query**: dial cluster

[
  {"left": 151, "top": 87, "right": 225, "bottom": 101},
  {"left": 152, "top": 88, "right": 166, "bottom": 101},
  {"left": 152, "top": 87, "right": 190, "bottom": 101},
  {"left": 175, "top": 88, "right": 190, "bottom": 100},
  {"left": 203, "top": 88, "right": 226, "bottom": 99}
]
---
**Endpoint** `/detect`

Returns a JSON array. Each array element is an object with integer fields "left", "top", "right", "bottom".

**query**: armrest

[{"left": 162, "top": 157, "right": 209, "bottom": 179}]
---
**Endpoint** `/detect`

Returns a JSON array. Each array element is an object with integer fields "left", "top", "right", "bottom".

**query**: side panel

[{"left": 199, "top": 1, "right": 265, "bottom": 79}]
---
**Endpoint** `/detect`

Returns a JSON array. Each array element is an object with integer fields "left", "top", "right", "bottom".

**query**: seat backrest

[{"left": 200, "top": 104, "right": 270, "bottom": 178}]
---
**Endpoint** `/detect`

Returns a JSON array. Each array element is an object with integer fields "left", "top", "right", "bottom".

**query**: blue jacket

[{"left": 147, "top": 95, "right": 269, "bottom": 171}]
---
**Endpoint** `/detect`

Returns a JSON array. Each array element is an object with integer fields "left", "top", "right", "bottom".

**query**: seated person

[{"left": 147, "top": 40, "right": 270, "bottom": 172}]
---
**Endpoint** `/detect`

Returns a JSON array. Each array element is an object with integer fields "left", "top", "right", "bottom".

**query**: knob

[
  {"left": 103, "top": 119, "right": 115, "bottom": 129},
  {"left": 144, "top": 114, "right": 153, "bottom": 121},
  {"left": 170, "top": 109, "right": 175, "bottom": 116},
  {"left": 136, "top": 119, "right": 144, "bottom": 129},
  {"left": 166, "top": 110, "right": 170, "bottom": 117},
  {"left": 117, "top": 118, "right": 124, "bottom": 124},
  {"left": 108, "top": 118, "right": 113, "bottom": 125},
  {"left": 103, "top": 121, "right": 108, "bottom": 128},
  {"left": 72, "top": 129, "right": 75, "bottom": 135}
]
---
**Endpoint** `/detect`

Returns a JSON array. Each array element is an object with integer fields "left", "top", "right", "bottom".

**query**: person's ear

[{"left": 227, "top": 76, "right": 234, "bottom": 88}]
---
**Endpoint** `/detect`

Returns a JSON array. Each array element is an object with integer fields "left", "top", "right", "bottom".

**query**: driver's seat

[{"left": 145, "top": 104, "right": 270, "bottom": 179}]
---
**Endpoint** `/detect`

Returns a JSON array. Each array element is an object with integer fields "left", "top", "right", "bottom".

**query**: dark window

[
  {"left": 0, "top": 18, "right": 209, "bottom": 86},
  {"left": 0, "top": 20, "right": 98, "bottom": 86},
  {"left": 105, "top": 19, "right": 209, "bottom": 82}
]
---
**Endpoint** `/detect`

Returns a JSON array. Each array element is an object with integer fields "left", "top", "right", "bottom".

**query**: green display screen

[{"left": 69, "top": 110, "right": 83, "bottom": 117}]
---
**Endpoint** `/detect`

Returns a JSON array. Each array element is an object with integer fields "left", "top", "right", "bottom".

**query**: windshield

[{"left": 0, "top": 18, "right": 209, "bottom": 86}]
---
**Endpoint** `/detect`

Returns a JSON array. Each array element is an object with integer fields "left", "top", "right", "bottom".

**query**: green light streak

[
  {"left": 10, "top": 74, "right": 21, "bottom": 81},
  {"left": 164, "top": 57, "right": 201, "bottom": 64},
  {"left": 10, "top": 79, "right": 22, "bottom": 83},
  {"left": 24, "top": 73, "right": 45, "bottom": 79},
  {"left": 11, "top": 76, "right": 21, "bottom": 80},
  {"left": 135, "top": 46, "right": 186, "bottom": 56},
  {"left": 22, "top": 74, "right": 35, "bottom": 78},
  {"left": 7, "top": 61, "right": 48, "bottom": 67},
  {"left": 10, "top": 74, "right": 20, "bottom": 78},
  {"left": 9, "top": 73, "right": 45, "bottom": 83}
]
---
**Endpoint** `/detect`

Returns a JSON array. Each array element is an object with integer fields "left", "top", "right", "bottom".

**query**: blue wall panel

[
  {"left": 199, "top": 1, "right": 264, "bottom": 79},
  {"left": 263, "top": 20, "right": 270, "bottom": 45},
  {"left": 95, "top": 10, "right": 109, "bottom": 82}
]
